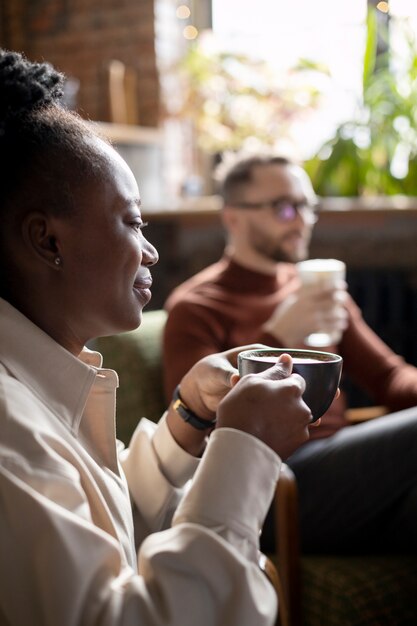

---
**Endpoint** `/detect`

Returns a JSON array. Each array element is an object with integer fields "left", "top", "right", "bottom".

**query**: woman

[{"left": 0, "top": 49, "right": 311, "bottom": 626}]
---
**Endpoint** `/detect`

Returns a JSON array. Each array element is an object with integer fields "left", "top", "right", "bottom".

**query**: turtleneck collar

[{"left": 218, "top": 254, "right": 298, "bottom": 295}]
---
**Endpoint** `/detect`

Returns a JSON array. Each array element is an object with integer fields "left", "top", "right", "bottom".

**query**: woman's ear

[{"left": 21, "top": 211, "right": 61, "bottom": 268}]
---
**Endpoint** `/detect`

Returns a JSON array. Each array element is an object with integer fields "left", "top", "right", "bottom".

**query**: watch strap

[{"left": 172, "top": 385, "right": 217, "bottom": 430}]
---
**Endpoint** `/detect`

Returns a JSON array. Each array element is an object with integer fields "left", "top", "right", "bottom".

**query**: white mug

[{"left": 296, "top": 258, "right": 346, "bottom": 347}]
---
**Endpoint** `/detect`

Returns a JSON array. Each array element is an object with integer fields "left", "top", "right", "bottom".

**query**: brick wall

[{"left": 1, "top": 0, "right": 161, "bottom": 126}]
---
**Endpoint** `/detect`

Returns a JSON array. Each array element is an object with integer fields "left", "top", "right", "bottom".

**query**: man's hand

[{"left": 263, "top": 281, "right": 348, "bottom": 347}]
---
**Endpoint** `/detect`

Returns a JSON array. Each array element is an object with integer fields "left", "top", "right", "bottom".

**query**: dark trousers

[{"left": 261, "top": 406, "right": 417, "bottom": 554}]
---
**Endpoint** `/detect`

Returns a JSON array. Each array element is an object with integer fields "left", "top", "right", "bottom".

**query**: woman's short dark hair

[{"left": 0, "top": 49, "right": 107, "bottom": 220}]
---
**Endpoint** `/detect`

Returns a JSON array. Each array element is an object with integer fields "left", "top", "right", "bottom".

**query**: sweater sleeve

[{"left": 340, "top": 295, "right": 417, "bottom": 410}]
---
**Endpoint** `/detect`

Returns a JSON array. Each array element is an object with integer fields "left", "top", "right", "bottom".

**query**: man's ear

[
  {"left": 21, "top": 211, "right": 61, "bottom": 268},
  {"left": 221, "top": 206, "right": 243, "bottom": 233}
]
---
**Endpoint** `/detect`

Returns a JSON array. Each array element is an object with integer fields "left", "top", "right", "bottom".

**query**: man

[{"left": 164, "top": 155, "right": 417, "bottom": 554}]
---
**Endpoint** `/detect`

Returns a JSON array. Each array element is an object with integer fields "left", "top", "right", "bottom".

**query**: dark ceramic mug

[{"left": 238, "top": 348, "right": 343, "bottom": 422}]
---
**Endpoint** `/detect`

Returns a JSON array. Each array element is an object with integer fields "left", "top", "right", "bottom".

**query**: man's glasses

[{"left": 233, "top": 197, "right": 319, "bottom": 225}]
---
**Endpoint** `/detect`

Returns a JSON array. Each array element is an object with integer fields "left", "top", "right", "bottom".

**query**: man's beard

[{"left": 250, "top": 229, "right": 308, "bottom": 264}]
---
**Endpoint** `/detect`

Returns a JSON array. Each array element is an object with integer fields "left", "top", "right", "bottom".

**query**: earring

[{"left": 54, "top": 256, "right": 62, "bottom": 266}]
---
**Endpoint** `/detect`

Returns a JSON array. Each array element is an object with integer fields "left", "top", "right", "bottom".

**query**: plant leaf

[{"left": 363, "top": 7, "right": 377, "bottom": 92}]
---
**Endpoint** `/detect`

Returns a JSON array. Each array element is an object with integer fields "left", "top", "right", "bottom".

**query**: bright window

[{"left": 211, "top": 0, "right": 417, "bottom": 159}]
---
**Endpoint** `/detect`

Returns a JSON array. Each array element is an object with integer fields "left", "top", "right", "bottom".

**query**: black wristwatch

[{"left": 172, "top": 385, "right": 217, "bottom": 430}]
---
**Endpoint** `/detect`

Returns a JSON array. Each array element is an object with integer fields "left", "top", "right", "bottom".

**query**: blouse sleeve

[{"left": 0, "top": 426, "right": 281, "bottom": 626}]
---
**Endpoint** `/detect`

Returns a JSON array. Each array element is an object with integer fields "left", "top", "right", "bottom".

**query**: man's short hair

[{"left": 219, "top": 155, "right": 292, "bottom": 205}]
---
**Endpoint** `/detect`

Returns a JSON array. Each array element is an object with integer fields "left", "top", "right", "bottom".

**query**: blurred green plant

[
  {"left": 305, "top": 7, "right": 417, "bottom": 197},
  {"left": 175, "top": 34, "right": 328, "bottom": 155}
]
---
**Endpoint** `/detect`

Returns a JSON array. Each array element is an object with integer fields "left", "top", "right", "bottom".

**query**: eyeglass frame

[{"left": 230, "top": 196, "right": 320, "bottom": 225}]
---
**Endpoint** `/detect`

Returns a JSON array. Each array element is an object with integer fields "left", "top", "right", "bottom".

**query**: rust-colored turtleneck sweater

[{"left": 164, "top": 256, "right": 417, "bottom": 441}]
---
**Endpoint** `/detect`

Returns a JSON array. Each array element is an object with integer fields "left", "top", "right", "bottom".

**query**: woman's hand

[
  {"left": 178, "top": 344, "right": 271, "bottom": 420},
  {"left": 217, "top": 357, "right": 312, "bottom": 460},
  {"left": 166, "top": 344, "right": 269, "bottom": 456},
  {"left": 166, "top": 344, "right": 312, "bottom": 459}
]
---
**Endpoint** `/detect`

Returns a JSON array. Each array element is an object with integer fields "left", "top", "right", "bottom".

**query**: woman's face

[{"left": 55, "top": 137, "right": 158, "bottom": 346}]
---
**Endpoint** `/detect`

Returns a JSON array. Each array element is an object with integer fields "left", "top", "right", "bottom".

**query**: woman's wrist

[
  {"left": 172, "top": 385, "right": 217, "bottom": 430},
  {"left": 166, "top": 386, "right": 215, "bottom": 457}
]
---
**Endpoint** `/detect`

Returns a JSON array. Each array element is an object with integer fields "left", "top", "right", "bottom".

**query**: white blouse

[{"left": 0, "top": 298, "right": 281, "bottom": 625}]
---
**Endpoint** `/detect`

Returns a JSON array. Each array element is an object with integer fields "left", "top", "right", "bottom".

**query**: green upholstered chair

[
  {"left": 300, "top": 555, "right": 417, "bottom": 625},
  {"left": 270, "top": 466, "right": 417, "bottom": 626},
  {"left": 95, "top": 310, "right": 417, "bottom": 626}
]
